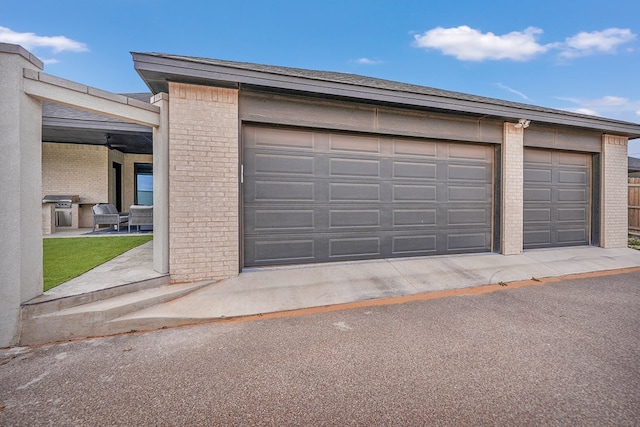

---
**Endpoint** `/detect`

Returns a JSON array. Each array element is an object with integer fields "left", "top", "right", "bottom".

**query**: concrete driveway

[{"left": 1, "top": 270, "right": 639, "bottom": 425}]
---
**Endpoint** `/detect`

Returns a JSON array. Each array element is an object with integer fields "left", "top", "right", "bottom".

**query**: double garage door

[{"left": 243, "top": 126, "right": 494, "bottom": 267}]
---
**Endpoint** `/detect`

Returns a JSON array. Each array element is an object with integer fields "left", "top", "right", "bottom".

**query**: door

[
  {"left": 243, "top": 126, "right": 494, "bottom": 267},
  {"left": 112, "top": 162, "right": 122, "bottom": 212},
  {"left": 523, "top": 148, "right": 591, "bottom": 248}
]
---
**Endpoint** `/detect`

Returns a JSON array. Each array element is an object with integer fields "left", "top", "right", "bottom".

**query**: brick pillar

[
  {"left": 168, "top": 83, "right": 239, "bottom": 282},
  {"left": 501, "top": 123, "right": 524, "bottom": 254},
  {"left": 0, "top": 44, "right": 44, "bottom": 346},
  {"left": 601, "top": 134, "right": 628, "bottom": 248}
]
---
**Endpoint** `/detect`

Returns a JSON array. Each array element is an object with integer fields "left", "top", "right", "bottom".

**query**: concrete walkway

[
  {"left": 39, "top": 232, "right": 640, "bottom": 326},
  {"left": 118, "top": 245, "right": 640, "bottom": 323},
  {"left": 36, "top": 240, "right": 162, "bottom": 303}
]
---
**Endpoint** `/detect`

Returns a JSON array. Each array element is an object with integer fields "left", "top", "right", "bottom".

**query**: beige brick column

[
  {"left": 501, "top": 123, "right": 524, "bottom": 254},
  {"left": 168, "top": 83, "right": 239, "bottom": 282},
  {"left": 600, "top": 134, "right": 628, "bottom": 248}
]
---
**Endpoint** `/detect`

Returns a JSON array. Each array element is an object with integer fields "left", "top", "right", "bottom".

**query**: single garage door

[
  {"left": 243, "top": 126, "right": 494, "bottom": 266},
  {"left": 523, "top": 148, "right": 591, "bottom": 249}
]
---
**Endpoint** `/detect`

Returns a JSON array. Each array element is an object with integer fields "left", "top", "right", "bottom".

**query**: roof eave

[{"left": 132, "top": 52, "right": 640, "bottom": 139}]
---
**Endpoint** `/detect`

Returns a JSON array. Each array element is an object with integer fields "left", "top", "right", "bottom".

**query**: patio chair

[
  {"left": 128, "top": 205, "right": 153, "bottom": 233},
  {"left": 92, "top": 204, "right": 128, "bottom": 231}
]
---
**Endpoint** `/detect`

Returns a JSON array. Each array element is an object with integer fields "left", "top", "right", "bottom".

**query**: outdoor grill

[{"left": 42, "top": 195, "right": 79, "bottom": 227}]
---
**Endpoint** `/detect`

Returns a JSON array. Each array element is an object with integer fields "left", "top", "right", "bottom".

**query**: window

[{"left": 134, "top": 163, "right": 153, "bottom": 205}]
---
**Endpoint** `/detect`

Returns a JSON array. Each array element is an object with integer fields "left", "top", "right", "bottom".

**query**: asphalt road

[{"left": 1, "top": 270, "right": 639, "bottom": 426}]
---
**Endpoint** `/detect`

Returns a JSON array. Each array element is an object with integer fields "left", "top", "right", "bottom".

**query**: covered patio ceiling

[{"left": 42, "top": 92, "right": 154, "bottom": 155}]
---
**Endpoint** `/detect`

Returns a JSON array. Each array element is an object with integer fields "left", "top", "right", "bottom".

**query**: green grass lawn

[{"left": 43, "top": 236, "right": 153, "bottom": 291}]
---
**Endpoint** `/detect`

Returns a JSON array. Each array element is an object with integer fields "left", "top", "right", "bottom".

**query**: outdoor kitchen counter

[{"left": 42, "top": 201, "right": 97, "bottom": 234}]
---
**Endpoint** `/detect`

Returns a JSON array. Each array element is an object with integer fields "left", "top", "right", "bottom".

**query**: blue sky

[{"left": 3, "top": 0, "right": 640, "bottom": 154}]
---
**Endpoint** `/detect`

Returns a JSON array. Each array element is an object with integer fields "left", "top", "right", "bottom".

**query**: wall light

[{"left": 514, "top": 118, "right": 531, "bottom": 128}]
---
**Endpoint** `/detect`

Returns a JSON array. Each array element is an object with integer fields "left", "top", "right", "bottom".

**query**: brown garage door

[
  {"left": 523, "top": 148, "right": 591, "bottom": 248},
  {"left": 243, "top": 126, "right": 494, "bottom": 266}
]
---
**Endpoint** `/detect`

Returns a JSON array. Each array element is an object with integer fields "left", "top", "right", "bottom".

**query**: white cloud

[
  {"left": 352, "top": 57, "right": 383, "bottom": 65},
  {"left": 0, "top": 26, "right": 88, "bottom": 53},
  {"left": 495, "top": 83, "right": 531, "bottom": 100},
  {"left": 559, "top": 28, "right": 636, "bottom": 58},
  {"left": 414, "top": 26, "right": 636, "bottom": 62},
  {"left": 557, "top": 95, "right": 640, "bottom": 122},
  {"left": 592, "top": 96, "right": 629, "bottom": 107},
  {"left": 572, "top": 108, "right": 600, "bottom": 116},
  {"left": 413, "top": 26, "right": 549, "bottom": 61},
  {"left": 41, "top": 58, "right": 60, "bottom": 65}
]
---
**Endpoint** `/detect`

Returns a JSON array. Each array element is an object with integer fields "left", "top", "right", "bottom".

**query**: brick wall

[
  {"left": 601, "top": 134, "right": 628, "bottom": 247},
  {"left": 168, "top": 82, "right": 239, "bottom": 283},
  {"left": 42, "top": 142, "right": 108, "bottom": 202},
  {"left": 42, "top": 143, "right": 109, "bottom": 227},
  {"left": 501, "top": 123, "right": 524, "bottom": 254}
]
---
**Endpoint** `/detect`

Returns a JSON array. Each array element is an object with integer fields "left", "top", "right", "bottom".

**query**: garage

[
  {"left": 243, "top": 125, "right": 494, "bottom": 266},
  {"left": 523, "top": 148, "right": 591, "bottom": 249}
]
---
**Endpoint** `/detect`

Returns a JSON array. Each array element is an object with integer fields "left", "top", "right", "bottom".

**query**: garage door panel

[
  {"left": 448, "top": 186, "right": 488, "bottom": 201},
  {"left": 447, "top": 143, "right": 491, "bottom": 161},
  {"left": 447, "top": 164, "right": 489, "bottom": 181},
  {"left": 393, "top": 161, "right": 437, "bottom": 179},
  {"left": 249, "top": 126, "right": 315, "bottom": 150},
  {"left": 558, "top": 170, "right": 587, "bottom": 184},
  {"left": 558, "top": 188, "right": 586, "bottom": 202},
  {"left": 244, "top": 126, "right": 493, "bottom": 266},
  {"left": 330, "top": 158, "right": 381, "bottom": 177},
  {"left": 254, "top": 153, "right": 315, "bottom": 175},
  {"left": 252, "top": 240, "right": 316, "bottom": 264},
  {"left": 524, "top": 168, "right": 552, "bottom": 183},
  {"left": 557, "top": 208, "right": 587, "bottom": 222},
  {"left": 524, "top": 208, "right": 551, "bottom": 223},
  {"left": 393, "top": 184, "right": 437, "bottom": 202},
  {"left": 524, "top": 149, "right": 552, "bottom": 164},
  {"left": 330, "top": 183, "right": 380, "bottom": 201},
  {"left": 393, "top": 139, "right": 436, "bottom": 157},
  {"left": 329, "top": 209, "right": 381, "bottom": 228},
  {"left": 393, "top": 209, "right": 437, "bottom": 227},
  {"left": 329, "top": 237, "right": 381, "bottom": 258},
  {"left": 254, "top": 181, "right": 315, "bottom": 201},
  {"left": 524, "top": 148, "right": 590, "bottom": 249},
  {"left": 392, "top": 235, "right": 437, "bottom": 254},
  {"left": 330, "top": 134, "right": 380, "bottom": 153},
  {"left": 524, "top": 230, "right": 552, "bottom": 246},
  {"left": 524, "top": 188, "right": 552, "bottom": 202},
  {"left": 557, "top": 228, "right": 587, "bottom": 244},
  {"left": 253, "top": 209, "right": 316, "bottom": 231},
  {"left": 447, "top": 209, "right": 488, "bottom": 226},
  {"left": 447, "top": 233, "right": 491, "bottom": 251}
]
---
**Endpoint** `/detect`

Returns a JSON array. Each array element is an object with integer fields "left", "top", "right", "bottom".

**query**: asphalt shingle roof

[{"left": 141, "top": 53, "right": 637, "bottom": 128}]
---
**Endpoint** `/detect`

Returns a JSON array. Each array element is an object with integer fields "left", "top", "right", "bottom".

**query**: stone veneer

[
  {"left": 168, "top": 82, "right": 239, "bottom": 282},
  {"left": 601, "top": 134, "right": 629, "bottom": 248}
]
